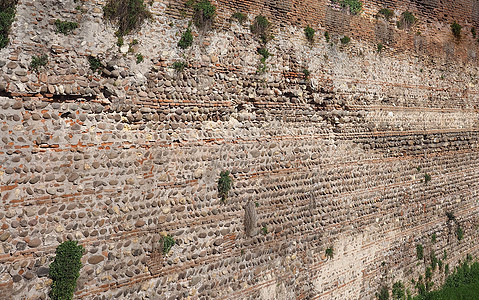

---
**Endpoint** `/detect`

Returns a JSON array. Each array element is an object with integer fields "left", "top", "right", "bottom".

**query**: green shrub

[
  {"left": 251, "top": 15, "right": 272, "bottom": 44},
  {"left": 160, "top": 235, "right": 175, "bottom": 255},
  {"left": 451, "top": 21, "right": 462, "bottom": 38},
  {"left": 472, "top": 27, "right": 476, "bottom": 38},
  {"left": 324, "top": 31, "right": 330, "bottom": 42},
  {"left": 340, "top": 35, "right": 350, "bottom": 45},
  {"left": 0, "top": 0, "right": 17, "bottom": 49},
  {"left": 397, "top": 11, "right": 416, "bottom": 29},
  {"left": 49, "top": 241, "right": 84, "bottom": 300},
  {"left": 103, "top": 0, "right": 150, "bottom": 36},
  {"left": 304, "top": 25, "right": 315, "bottom": 42},
  {"left": 88, "top": 55, "right": 102, "bottom": 73},
  {"left": 218, "top": 170, "right": 232, "bottom": 202},
  {"left": 30, "top": 54, "right": 48, "bottom": 72},
  {"left": 178, "top": 28, "right": 193, "bottom": 49},
  {"left": 422, "top": 260, "right": 479, "bottom": 299},
  {"left": 194, "top": 0, "right": 216, "bottom": 29},
  {"left": 231, "top": 12, "right": 247, "bottom": 24},
  {"left": 172, "top": 61, "right": 186, "bottom": 72},
  {"left": 325, "top": 246, "right": 334, "bottom": 259},
  {"left": 377, "top": 285, "right": 389, "bottom": 300},
  {"left": 54, "top": 19, "right": 78, "bottom": 35},
  {"left": 431, "top": 233, "right": 436, "bottom": 243},
  {"left": 333, "top": 0, "right": 362, "bottom": 15},
  {"left": 416, "top": 244, "right": 424, "bottom": 260},
  {"left": 377, "top": 8, "right": 393, "bottom": 20},
  {"left": 136, "top": 53, "right": 143, "bottom": 63},
  {"left": 392, "top": 281, "right": 405, "bottom": 300}
]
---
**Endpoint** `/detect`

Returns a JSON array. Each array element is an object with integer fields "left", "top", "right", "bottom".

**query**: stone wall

[{"left": 2, "top": 0, "right": 479, "bottom": 299}]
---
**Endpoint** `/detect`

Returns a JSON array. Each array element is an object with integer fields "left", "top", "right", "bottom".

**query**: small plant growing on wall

[
  {"left": 172, "top": 61, "right": 186, "bottom": 72},
  {"left": 416, "top": 243, "right": 424, "bottom": 260},
  {"left": 451, "top": 21, "right": 462, "bottom": 39},
  {"left": 257, "top": 46, "right": 271, "bottom": 73},
  {"left": 116, "top": 35, "right": 124, "bottom": 47},
  {"left": 397, "top": 11, "right": 416, "bottom": 30},
  {"left": 231, "top": 12, "right": 247, "bottom": 25},
  {"left": 193, "top": 0, "right": 216, "bottom": 29},
  {"left": 30, "top": 54, "right": 48, "bottom": 72},
  {"left": 325, "top": 246, "right": 334, "bottom": 259},
  {"left": 218, "top": 171, "right": 232, "bottom": 202},
  {"left": 49, "top": 241, "right": 84, "bottom": 300},
  {"left": 324, "top": 31, "right": 330, "bottom": 42},
  {"left": 340, "top": 35, "right": 350, "bottom": 45},
  {"left": 332, "top": 0, "right": 362, "bottom": 15},
  {"left": 136, "top": 53, "right": 143, "bottom": 63},
  {"left": 304, "top": 25, "right": 315, "bottom": 43},
  {"left": 424, "top": 173, "right": 431, "bottom": 184},
  {"left": 430, "top": 250, "right": 438, "bottom": 270},
  {"left": 88, "top": 55, "right": 102, "bottom": 73},
  {"left": 392, "top": 281, "right": 405, "bottom": 300},
  {"left": 377, "top": 8, "right": 393, "bottom": 20},
  {"left": 302, "top": 68, "right": 311, "bottom": 79},
  {"left": 376, "top": 285, "right": 389, "bottom": 300},
  {"left": 456, "top": 225, "right": 464, "bottom": 241},
  {"left": 0, "top": 0, "right": 17, "bottom": 49},
  {"left": 446, "top": 211, "right": 456, "bottom": 222},
  {"left": 160, "top": 235, "right": 176, "bottom": 255},
  {"left": 178, "top": 27, "right": 193, "bottom": 49},
  {"left": 103, "top": 0, "right": 150, "bottom": 36},
  {"left": 251, "top": 15, "right": 272, "bottom": 44},
  {"left": 261, "top": 225, "right": 268, "bottom": 235},
  {"left": 377, "top": 43, "right": 383, "bottom": 53},
  {"left": 54, "top": 19, "right": 79, "bottom": 35}
]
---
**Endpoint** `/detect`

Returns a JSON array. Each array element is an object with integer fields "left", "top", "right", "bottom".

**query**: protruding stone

[
  {"left": 12, "top": 101, "right": 22, "bottom": 109},
  {"left": 28, "top": 238, "right": 41, "bottom": 248},
  {"left": 68, "top": 173, "right": 79, "bottom": 182},
  {"left": 135, "top": 220, "right": 145, "bottom": 227},
  {"left": 88, "top": 255, "right": 104, "bottom": 265},
  {"left": 37, "top": 267, "right": 49, "bottom": 277},
  {"left": 0, "top": 231, "right": 10, "bottom": 242}
]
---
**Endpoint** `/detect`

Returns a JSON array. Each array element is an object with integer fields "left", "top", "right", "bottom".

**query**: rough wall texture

[{"left": 2, "top": 0, "right": 479, "bottom": 299}]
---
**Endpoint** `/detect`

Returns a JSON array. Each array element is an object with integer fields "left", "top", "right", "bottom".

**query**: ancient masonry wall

[{"left": 2, "top": 0, "right": 479, "bottom": 299}]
